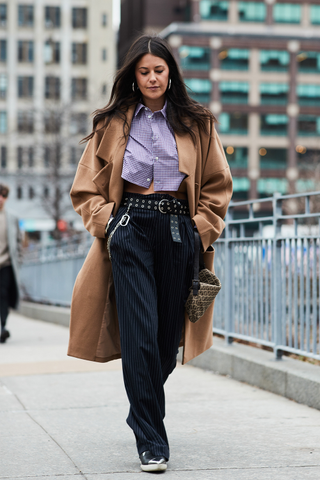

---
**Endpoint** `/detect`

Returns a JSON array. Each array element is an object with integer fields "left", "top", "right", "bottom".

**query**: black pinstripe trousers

[{"left": 109, "top": 193, "right": 194, "bottom": 460}]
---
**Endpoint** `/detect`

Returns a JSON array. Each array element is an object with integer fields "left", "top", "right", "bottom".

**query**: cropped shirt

[{"left": 121, "top": 102, "right": 186, "bottom": 191}]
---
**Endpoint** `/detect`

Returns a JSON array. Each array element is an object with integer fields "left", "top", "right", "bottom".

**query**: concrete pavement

[{"left": 1, "top": 312, "right": 320, "bottom": 479}]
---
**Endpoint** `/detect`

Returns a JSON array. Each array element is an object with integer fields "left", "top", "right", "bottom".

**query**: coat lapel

[
  {"left": 175, "top": 131, "right": 196, "bottom": 178},
  {"left": 94, "top": 106, "right": 136, "bottom": 208},
  {"left": 175, "top": 131, "right": 197, "bottom": 218}
]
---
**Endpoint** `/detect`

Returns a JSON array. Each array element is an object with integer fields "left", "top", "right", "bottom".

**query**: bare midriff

[{"left": 124, "top": 180, "right": 187, "bottom": 201}]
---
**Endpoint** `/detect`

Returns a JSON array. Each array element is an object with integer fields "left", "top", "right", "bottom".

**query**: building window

[
  {"left": 18, "top": 76, "right": 33, "bottom": 98},
  {"left": 258, "top": 178, "right": 288, "bottom": 195},
  {"left": 260, "top": 114, "right": 288, "bottom": 136},
  {"left": 45, "top": 6, "right": 61, "bottom": 28},
  {"left": 28, "top": 186, "right": 35, "bottom": 199},
  {"left": 260, "top": 50, "right": 289, "bottom": 71},
  {"left": 297, "top": 149, "right": 320, "bottom": 170},
  {"left": 0, "top": 40, "right": 6, "bottom": 61},
  {"left": 179, "top": 46, "right": 210, "bottom": 71},
  {"left": 44, "top": 112, "right": 60, "bottom": 133},
  {"left": 102, "top": 83, "right": 107, "bottom": 95},
  {"left": 45, "top": 76, "right": 60, "bottom": 99},
  {"left": 71, "top": 78, "right": 87, "bottom": 100},
  {"left": 219, "top": 81, "right": 249, "bottom": 104},
  {"left": 17, "top": 186, "right": 23, "bottom": 199},
  {"left": 17, "top": 146, "right": 23, "bottom": 168},
  {"left": 70, "top": 113, "right": 87, "bottom": 135},
  {"left": 273, "top": 3, "right": 301, "bottom": 24},
  {"left": 18, "top": 5, "right": 34, "bottom": 27},
  {"left": 298, "top": 115, "right": 320, "bottom": 136},
  {"left": 43, "top": 186, "right": 49, "bottom": 198},
  {"left": 200, "top": 0, "right": 229, "bottom": 21},
  {"left": 18, "top": 40, "right": 34, "bottom": 62},
  {"left": 102, "top": 48, "right": 107, "bottom": 61},
  {"left": 223, "top": 146, "right": 248, "bottom": 168},
  {"left": 297, "top": 52, "right": 320, "bottom": 74},
  {"left": 219, "top": 48, "right": 249, "bottom": 70},
  {"left": 0, "top": 73, "right": 6, "bottom": 98},
  {"left": 44, "top": 40, "right": 60, "bottom": 64},
  {"left": 238, "top": 2, "right": 266, "bottom": 22},
  {"left": 260, "top": 83, "right": 288, "bottom": 105},
  {"left": 0, "top": 4, "right": 7, "bottom": 26},
  {"left": 102, "top": 13, "right": 107, "bottom": 26},
  {"left": 259, "top": 148, "right": 287, "bottom": 169},
  {"left": 184, "top": 78, "right": 211, "bottom": 103},
  {"left": 72, "top": 8, "right": 87, "bottom": 28},
  {"left": 70, "top": 146, "right": 77, "bottom": 165},
  {"left": 310, "top": 5, "right": 320, "bottom": 25},
  {"left": 72, "top": 43, "right": 87, "bottom": 64},
  {"left": 219, "top": 112, "right": 248, "bottom": 135},
  {"left": 44, "top": 145, "right": 60, "bottom": 167},
  {"left": 0, "top": 146, "right": 6, "bottom": 168},
  {"left": 70, "top": 145, "right": 84, "bottom": 165},
  {"left": 28, "top": 147, "right": 34, "bottom": 167},
  {"left": 297, "top": 85, "right": 320, "bottom": 106},
  {"left": 232, "top": 178, "right": 250, "bottom": 197},
  {"left": 18, "top": 110, "right": 33, "bottom": 133},
  {"left": 0, "top": 110, "right": 6, "bottom": 133}
]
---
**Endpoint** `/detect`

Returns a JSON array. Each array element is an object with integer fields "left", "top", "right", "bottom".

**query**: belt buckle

[{"left": 158, "top": 198, "right": 170, "bottom": 214}]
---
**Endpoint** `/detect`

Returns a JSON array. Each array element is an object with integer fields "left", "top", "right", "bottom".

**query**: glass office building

[{"left": 163, "top": 0, "right": 320, "bottom": 205}]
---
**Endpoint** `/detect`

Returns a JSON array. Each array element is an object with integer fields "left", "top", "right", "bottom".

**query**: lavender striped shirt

[{"left": 121, "top": 102, "right": 186, "bottom": 191}]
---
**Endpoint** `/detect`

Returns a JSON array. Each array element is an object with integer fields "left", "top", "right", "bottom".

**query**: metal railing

[
  {"left": 20, "top": 191, "right": 320, "bottom": 361},
  {"left": 20, "top": 233, "right": 93, "bottom": 306},
  {"left": 213, "top": 191, "right": 320, "bottom": 361}
]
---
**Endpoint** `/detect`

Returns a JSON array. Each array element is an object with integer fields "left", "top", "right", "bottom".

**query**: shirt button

[
  {"left": 147, "top": 178, "right": 150, "bottom": 181},
  {"left": 155, "top": 157, "right": 158, "bottom": 160},
  {"left": 148, "top": 115, "right": 152, "bottom": 118}
]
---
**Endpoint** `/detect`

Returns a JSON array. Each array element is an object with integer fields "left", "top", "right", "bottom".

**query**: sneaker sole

[{"left": 141, "top": 462, "right": 167, "bottom": 472}]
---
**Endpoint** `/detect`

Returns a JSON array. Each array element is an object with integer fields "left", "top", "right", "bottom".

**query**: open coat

[{"left": 68, "top": 105, "right": 233, "bottom": 365}]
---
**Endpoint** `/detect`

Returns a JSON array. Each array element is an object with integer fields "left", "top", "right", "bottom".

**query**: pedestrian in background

[
  {"left": 68, "top": 35, "right": 232, "bottom": 472},
  {"left": 0, "top": 184, "right": 20, "bottom": 343}
]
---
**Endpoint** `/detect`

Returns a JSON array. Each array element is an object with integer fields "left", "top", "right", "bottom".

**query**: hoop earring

[
  {"left": 132, "top": 82, "right": 135, "bottom": 92},
  {"left": 168, "top": 78, "right": 171, "bottom": 90}
]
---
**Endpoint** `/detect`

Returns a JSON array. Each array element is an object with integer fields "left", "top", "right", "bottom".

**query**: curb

[
  {"left": 182, "top": 337, "right": 320, "bottom": 411},
  {"left": 19, "top": 301, "right": 70, "bottom": 328},
  {"left": 19, "top": 302, "right": 320, "bottom": 410}
]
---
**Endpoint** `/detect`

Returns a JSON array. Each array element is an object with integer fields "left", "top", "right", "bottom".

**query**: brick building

[{"left": 161, "top": 0, "right": 320, "bottom": 207}]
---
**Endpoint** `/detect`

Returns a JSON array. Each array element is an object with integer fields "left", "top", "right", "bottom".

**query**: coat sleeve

[
  {"left": 192, "top": 121, "right": 233, "bottom": 252},
  {"left": 70, "top": 129, "right": 114, "bottom": 239}
]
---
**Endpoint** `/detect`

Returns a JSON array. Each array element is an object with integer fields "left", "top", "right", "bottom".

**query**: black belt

[{"left": 121, "top": 196, "right": 190, "bottom": 243}]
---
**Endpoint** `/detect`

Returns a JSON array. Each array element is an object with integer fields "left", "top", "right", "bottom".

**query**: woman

[{"left": 68, "top": 35, "right": 232, "bottom": 473}]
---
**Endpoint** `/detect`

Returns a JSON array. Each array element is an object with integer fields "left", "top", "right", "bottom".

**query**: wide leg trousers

[{"left": 109, "top": 193, "right": 194, "bottom": 460}]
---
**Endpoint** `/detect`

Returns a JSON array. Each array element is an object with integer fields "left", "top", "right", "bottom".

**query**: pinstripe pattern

[{"left": 109, "top": 193, "right": 194, "bottom": 459}]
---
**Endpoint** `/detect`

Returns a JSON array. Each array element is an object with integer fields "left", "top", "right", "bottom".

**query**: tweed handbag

[{"left": 185, "top": 231, "right": 221, "bottom": 323}]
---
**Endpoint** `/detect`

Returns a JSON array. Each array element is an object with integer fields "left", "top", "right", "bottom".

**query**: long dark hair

[{"left": 82, "top": 35, "right": 216, "bottom": 144}]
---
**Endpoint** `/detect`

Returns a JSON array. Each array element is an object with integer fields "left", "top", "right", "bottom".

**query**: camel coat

[{"left": 68, "top": 105, "right": 233, "bottom": 365}]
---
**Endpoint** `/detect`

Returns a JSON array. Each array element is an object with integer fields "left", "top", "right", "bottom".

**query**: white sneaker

[{"left": 139, "top": 451, "right": 167, "bottom": 472}]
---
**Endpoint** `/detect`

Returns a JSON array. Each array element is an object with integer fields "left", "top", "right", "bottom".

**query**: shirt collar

[{"left": 134, "top": 100, "right": 167, "bottom": 119}]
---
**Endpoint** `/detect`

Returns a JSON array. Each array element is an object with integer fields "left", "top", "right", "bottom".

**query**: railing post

[
  {"left": 273, "top": 192, "right": 283, "bottom": 359},
  {"left": 225, "top": 207, "right": 233, "bottom": 345}
]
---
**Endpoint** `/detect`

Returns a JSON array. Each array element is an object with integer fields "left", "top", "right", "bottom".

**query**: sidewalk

[{"left": 1, "top": 312, "right": 320, "bottom": 479}]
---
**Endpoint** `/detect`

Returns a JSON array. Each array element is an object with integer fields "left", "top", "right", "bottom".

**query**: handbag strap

[{"left": 192, "top": 232, "right": 200, "bottom": 296}]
